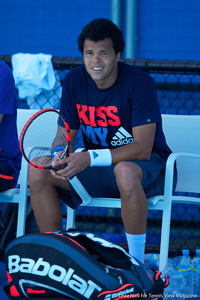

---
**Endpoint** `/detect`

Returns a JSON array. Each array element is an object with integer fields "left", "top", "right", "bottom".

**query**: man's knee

[
  {"left": 114, "top": 161, "right": 143, "bottom": 180},
  {"left": 114, "top": 161, "right": 143, "bottom": 193},
  {"left": 28, "top": 166, "right": 49, "bottom": 189}
]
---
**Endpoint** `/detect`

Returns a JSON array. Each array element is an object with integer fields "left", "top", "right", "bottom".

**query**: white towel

[
  {"left": 26, "top": 70, "right": 62, "bottom": 110},
  {"left": 11, "top": 53, "right": 56, "bottom": 98}
]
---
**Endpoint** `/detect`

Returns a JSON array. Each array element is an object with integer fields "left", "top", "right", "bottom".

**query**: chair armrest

[
  {"left": 0, "top": 187, "right": 20, "bottom": 199},
  {"left": 167, "top": 152, "right": 200, "bottom": 161}
]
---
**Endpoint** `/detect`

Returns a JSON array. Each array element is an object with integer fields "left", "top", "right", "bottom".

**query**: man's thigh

[{"left": 69, "top": 153, "right": 168, "bottom": 201}]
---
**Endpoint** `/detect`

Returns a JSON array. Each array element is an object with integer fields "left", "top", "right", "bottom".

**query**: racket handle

[{"left": 69, "top": 176, "right": 92, "bottom": 205}]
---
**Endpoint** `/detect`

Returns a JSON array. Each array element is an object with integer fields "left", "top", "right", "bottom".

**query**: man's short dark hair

[{"left": 78, "top": 18, "right": 125, "bottom": 55}]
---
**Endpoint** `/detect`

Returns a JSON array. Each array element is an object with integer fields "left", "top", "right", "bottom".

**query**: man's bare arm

[{"left": 111, "top": 123, "right": 156, "bottom": 164}]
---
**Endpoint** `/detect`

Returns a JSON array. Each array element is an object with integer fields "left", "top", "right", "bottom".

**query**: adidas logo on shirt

[{"left": 111, "top": 127, "right": 134, "bottom": 146}]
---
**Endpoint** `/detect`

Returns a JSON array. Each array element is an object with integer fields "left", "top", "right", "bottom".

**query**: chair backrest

[
  {"left": 17, "top": 109, "right": 38, "bottom": 137},
  {"left": 161, "top": 114, "right": 200, "bottom": 194}
]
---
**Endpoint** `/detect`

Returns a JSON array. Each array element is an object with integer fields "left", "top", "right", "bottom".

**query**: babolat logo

[
  {"left": 98, "top": 285, "right": 135, "bottom": 300},
  {"left": 111, "top": 127, "right": 134, "bottom": 146},
  {"left": 8, "top": 255, "right": 102, "bottom": 299}
]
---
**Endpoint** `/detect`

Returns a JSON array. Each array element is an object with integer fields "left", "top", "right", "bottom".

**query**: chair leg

[
  {"left": 66, "top": 206, "right": 76, "bottom": 230},
  {"left": 159, "top": 203, "right": 172, "bottom": 271},
  {"left": 16, "top": 197, "right": 27, "bottom": 237}
]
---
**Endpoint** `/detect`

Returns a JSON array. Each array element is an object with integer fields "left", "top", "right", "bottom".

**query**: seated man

[
  {"left": 28, "top": 18, "right": 175, "bottom": 263},
  {"left": 0, "top": 60, "right": 21, "bottom": 192}
]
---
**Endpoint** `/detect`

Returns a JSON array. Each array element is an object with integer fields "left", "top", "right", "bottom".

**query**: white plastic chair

[
  {"left": 66, "top": 114, "right": 200, "bottom": 271},
  {"left": 0, "top": 109, "right": 38, "bottom": 237}
]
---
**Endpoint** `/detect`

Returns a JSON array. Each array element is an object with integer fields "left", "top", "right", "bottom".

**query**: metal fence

[{"left": 1, "top": 56, "right": 200, "bottom": 257}]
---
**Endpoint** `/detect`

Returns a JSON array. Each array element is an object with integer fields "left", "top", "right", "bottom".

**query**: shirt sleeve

[
  {"left": 0, "top": 62, "right": 15, "bottom": 114},
  {"left": 130, "top": 72, "right": 161, "bottom": 128}
]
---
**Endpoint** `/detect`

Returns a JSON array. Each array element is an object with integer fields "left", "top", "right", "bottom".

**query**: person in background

[
  {"left": 28, "top": 18, "right": 176, "bottom": 263},
  {"left": 0, "top": 60, "right": 21, "bottom": 192}
]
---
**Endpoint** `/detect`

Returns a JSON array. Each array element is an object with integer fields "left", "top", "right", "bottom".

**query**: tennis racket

[{"left": 19, "top": 108, "right": 92, "bottom": 204}]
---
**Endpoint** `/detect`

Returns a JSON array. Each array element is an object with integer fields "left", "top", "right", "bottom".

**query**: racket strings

[{"left": 22, "top": 111, "right": 69, "bottom": 167}]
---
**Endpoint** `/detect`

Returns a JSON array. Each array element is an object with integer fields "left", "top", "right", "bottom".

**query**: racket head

[{"left": 19, "top": 108, "right": 70, "bottom": 169}]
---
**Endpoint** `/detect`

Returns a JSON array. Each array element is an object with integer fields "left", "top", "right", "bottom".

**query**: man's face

[{"left": 83, "top": 38, "right": 120, "bottom": 89}]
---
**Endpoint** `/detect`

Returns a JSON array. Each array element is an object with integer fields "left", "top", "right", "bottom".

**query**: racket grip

[{"left": 69, "top": 176, "right": 92, "bottom": 205}]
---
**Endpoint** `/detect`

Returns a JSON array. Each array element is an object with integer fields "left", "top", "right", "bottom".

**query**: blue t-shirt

[
  {"left": 60, "top": 61, "right": 171, "bottom": 160},
  {"left": 0, "top": 60, "right": 22, "bottom": 181}
]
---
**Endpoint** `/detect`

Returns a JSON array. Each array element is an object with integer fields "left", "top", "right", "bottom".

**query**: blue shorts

[
  {"left": 0, "top": 162, "right": 17, "bottom": 192},
  {"left": 66, "top": 153, "right": 177, "bottom": 209}
]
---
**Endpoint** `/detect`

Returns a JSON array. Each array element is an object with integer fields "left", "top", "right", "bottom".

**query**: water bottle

[
  {"left": 178, "top": 249, "right": 193, "bottom": 296},
  {"left": 163, "top": 256, "right": 185, "bottom": 300},
  {"left": 192, "top": 249, "right": 200, "bottom": 297}
]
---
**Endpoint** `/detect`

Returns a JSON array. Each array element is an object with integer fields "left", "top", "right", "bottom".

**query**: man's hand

[{"left": 50, "top": 151, "right": 90, "bottom": 180}]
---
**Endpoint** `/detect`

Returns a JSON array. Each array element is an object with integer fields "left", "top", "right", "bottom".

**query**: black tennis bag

[{"left": 4, "top": 230, "right": 168, "bottom": 299}]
